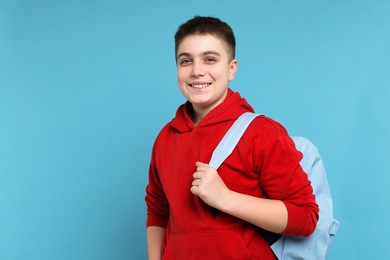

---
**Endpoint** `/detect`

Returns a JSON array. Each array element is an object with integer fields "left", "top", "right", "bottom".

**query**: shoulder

[
  {"left": 153, "top": 122, "right": 174, "bottom": 145},
  {"left": 249, "top": 115, "right": 289, "bottom": 140},
  {"left": 238, "top": 114, "right": 294, "bottom": 157},
  {"left": 240, "top": 115, "right": 301, "bottom": 173}
]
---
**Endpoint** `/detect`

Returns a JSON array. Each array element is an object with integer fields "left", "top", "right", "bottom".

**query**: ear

[{"left": 228, "top": 59, "right": 238, "bottom": 82}]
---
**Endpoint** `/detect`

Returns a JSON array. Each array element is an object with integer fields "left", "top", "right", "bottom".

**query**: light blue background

[{"left": 1, "top": 0, "right": 389, "bottom": 259}]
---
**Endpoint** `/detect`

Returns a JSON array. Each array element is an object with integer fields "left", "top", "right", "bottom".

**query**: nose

[{"left": 190, "top": 61, "right": 205, "bottom": 77}]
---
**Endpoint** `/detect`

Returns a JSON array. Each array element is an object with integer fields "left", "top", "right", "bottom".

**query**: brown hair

[{"left": 174, "top": 16, "right": 236, "bottom": 61}]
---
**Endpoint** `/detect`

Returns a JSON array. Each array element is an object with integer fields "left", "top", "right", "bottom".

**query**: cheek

[
  {"left": 177, "top": 68, "right": 188, "bottom": 83},
  {"left": 210, "top": 68, "right": 230, "bottom": 83}
]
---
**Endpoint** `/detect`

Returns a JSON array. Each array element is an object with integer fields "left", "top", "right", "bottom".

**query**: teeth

[{"left": 191, "top": 84, "right": 209, "bottom": 89}]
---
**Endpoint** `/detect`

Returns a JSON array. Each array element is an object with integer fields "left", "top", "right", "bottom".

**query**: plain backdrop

[{"left": 1, "top": 0, "right": 389, "bottom": 259}]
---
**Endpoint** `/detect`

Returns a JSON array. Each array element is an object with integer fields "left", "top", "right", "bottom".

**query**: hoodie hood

[{"left": 169, "top": 89, "right": 254, "bottom": 133}]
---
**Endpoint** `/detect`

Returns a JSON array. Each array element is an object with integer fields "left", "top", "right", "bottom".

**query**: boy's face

[{"left": 176, "top": 34, "right": 237, "bottom": 115}]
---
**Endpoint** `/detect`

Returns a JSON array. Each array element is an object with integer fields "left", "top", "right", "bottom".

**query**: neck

[
  {"left": 191, "top": 109, "right": 207, "bottom": 126},
  {"left": 190, "top": 89, "right": 230, "bottom": 125}
]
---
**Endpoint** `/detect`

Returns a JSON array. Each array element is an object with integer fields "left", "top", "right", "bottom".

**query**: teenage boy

[{"left": 145, "top": 16, "right": 318, "bottom": 260}]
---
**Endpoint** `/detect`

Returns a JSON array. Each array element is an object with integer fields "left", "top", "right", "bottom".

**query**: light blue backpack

[{"left": 209, "top": 112, "right": 339, "bottom": 260}]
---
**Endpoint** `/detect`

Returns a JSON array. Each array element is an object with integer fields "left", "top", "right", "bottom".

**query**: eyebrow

[{"left": 176, "top": 50, "right": 221, "bottom": 60}]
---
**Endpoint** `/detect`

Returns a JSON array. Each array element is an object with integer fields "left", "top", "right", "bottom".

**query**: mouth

[{"left": 188, "top": 83, "right": 211, "bottom": 89}]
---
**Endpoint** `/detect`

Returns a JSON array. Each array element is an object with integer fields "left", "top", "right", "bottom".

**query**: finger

[
  {"left": 190, "top": 185, "right": 198, "bottom": 195},
  {"left": 192, "top": 179, "right": 201, "bottom": 187},
  {"left": 193, "top": 170, "right": 206, "bottom": 179},
  {"left": 195, "top": 161, "right": 208, "bottom": 167},
  {"left": 196, "top": 163, "right": 211, "bottom": 173}
]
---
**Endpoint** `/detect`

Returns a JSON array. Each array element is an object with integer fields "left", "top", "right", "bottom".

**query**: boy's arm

[
  {"left": 220, "top": 191, "right": 288, "bottom": 233},
  {"left": 192, "top": 161, "right": 317, "bottom": 236},
  {"left": 147, "top": 226, "right": 166, "bottom": 260},
  {"left": 191, "top": 162, "right": 288, "bottom": 233}
]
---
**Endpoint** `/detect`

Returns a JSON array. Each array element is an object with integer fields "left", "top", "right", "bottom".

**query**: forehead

[{"left": 177, "top": 34, "right": 230, "bottom": 57}]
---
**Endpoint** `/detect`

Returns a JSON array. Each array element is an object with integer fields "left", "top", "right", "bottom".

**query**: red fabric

[{"left": 145, "top": 89, "right": 318, "bottom": 259}]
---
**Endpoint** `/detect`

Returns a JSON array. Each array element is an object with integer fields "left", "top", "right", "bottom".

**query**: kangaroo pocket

[{"left": 162, "top": 230, "right": 254, "bottom": 260}]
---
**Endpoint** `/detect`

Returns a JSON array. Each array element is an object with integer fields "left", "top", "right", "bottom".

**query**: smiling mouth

[{"left": 189, "top": 83, "right": 211, "bottom": 89}]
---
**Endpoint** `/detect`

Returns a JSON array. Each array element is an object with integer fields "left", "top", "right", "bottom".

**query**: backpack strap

[{"left": 209, "top": 112, "right": 260, "bottom": 169}]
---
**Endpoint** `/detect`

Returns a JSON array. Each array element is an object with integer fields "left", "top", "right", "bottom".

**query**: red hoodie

[{"left": 145, "top": 89, "right": 318, "bottom": 260}]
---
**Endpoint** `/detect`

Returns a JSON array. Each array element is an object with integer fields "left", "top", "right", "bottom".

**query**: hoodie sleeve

[
  {"left": 145, "top": 140, "right": 170, "bottom": 228},
  {"left": 252, "top": 118, "right": 319, "bottom": 237}
]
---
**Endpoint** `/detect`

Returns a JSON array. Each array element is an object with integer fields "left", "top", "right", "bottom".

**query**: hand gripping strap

[{"left": 208, "top": 112, "right": 260, "bottom": 169}]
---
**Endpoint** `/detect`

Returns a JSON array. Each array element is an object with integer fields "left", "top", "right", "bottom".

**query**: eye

[
  {"left": 179, "top": 58, "right": 192, "bottom": 66},
  {"left": 205, "top": 57, "right": 217, "bottom": 63}
]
